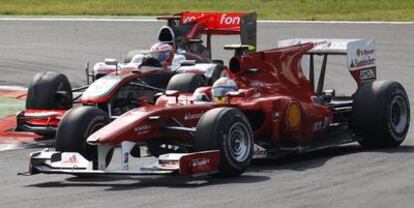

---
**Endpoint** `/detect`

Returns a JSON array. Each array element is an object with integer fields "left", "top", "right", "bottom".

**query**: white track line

[
  {"left": 0, "top": 16, "right": 413, "bottom": 24},
  {"left": 0, "top": 85, "right": 27, "bottom": 91},
  {"left": 0, "top": 144, "right": 20, "bottom": 151}
]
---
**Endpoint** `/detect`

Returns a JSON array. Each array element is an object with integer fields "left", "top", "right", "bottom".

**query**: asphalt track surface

[{"left": 1, "top": 20, "right": 414, "bottom": 208}]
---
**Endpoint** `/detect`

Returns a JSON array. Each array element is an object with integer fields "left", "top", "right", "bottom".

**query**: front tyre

[
  {"left": 352, "top": 81, "right": 410, "bottom": 148},
  {"left": 195, "top": 107, "right": 253, "bottom": 177},
  {"left": 55, "top": 107, "right": 112, "bottom": 168}
]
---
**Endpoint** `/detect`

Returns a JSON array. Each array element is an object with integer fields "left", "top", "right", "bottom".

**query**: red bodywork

[
  {"left": 87, "top": 42, "right": 334, "bottom": 147},
  {"left": 13, "top": 68, "right": 167, "bottom": 137},
  {"left": 179, "top": 12, "right": 245, "bottom": 36},
  {"left": 2, "top": 11, "right": 256, "bottom": 141}
]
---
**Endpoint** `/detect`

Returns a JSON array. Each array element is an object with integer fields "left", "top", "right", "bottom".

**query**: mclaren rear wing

[
  {"left": 178, "top": 12, "right": 256, "bottom": 46},
  {"left": 278, "top": 38, "right": 376, "bottom": 89},
  {"left": 157, "top": 12, "right": 257, "bottom": 59}
]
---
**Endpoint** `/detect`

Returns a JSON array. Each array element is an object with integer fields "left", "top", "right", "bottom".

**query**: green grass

[
  {"left": 0, "top": 0, "right": 413, "bottom": 21},
  {"left": 0, "top": 97, "right": 24, "bottom": 117}
]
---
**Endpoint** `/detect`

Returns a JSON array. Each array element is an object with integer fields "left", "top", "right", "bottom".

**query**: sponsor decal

[
  {"left": 134, "top": 124, "right": 151, "bottom": 135},
  {"left": 220, "top": 13, "right": 241, "bottom": 25},
  {"left": 350, "top": 58, "right": 376, "bottom": 69},
  {"left": 182, "top": 14, "right": 205, "bottom": 23},
  {"left": 122, "top": 152, "right": 129, "bottom": 170},
  {"left": 191, "top": 158, "right": 211, "bottom": 172},
  {"left": 356, "top": 48, "right": 375, "bottom": 57},
  {"left": 323, "top": 116, "right": 332, "bottom": 129},
  {"left": 313, "top": 116, "right": 332, "bottom": 132},
  {"left": 184, "top": 112, "right": 203, "bottom": 120},
  {"left": 61, "top": 154, "right": 80, "bottom": 168},
  {"left": 312, "top": 121, "right": 322, "bottom": 131},
  {"left": 63, "top": 154, "right": 77, "bottom": 164},
  {"left": 359, "top": 67, "right": 376, "bottom": 81},
  {"left": 314, "top": 40, "right": 332, "bottom": 48},
  {"left": 287, "top": 102, "right": 301, "bottom": 129},
  {"left": 350, "top": 48, "right": 376, "bottom": 69},
  {"left": 182, "top": 12, "right": 241, "bottom": 26},
  {"left": 271, "top": 112, "right": 281, "bottom": 118},
  {"left": 159, "top": 160, "right": 179, "bottom": 169},
  {"left": 253, "top": 145, "right": 267, "bottom": 159}
]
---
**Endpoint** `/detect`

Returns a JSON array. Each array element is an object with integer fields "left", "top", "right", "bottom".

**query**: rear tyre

[
  {"left": 352, "top": 81, "right": 410, "bottom": 148},
  {"left": 209, "top": 64, "right": 225, "bottom": 85},
  {"left": 194, "top": 107, "right": 253, "bottom": 177},
  {"left": 166, "top": 73, "right": 206, "bottom": 93},
  {"left": 55, "top": 107, "right": 113, "bottom": 168},
  {"left": 26, "top": 71, "right": 72, "bottom": 109},
  {"left": 123, "top": 50, "right": 140, "bottom": 63}
]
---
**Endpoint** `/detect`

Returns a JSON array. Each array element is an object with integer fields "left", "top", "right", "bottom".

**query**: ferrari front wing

[{"left": 25, "top": 148, "right": 220, "bottom": 177}]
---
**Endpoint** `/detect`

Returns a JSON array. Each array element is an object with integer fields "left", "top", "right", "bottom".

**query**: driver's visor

[{"left": 212, "top": 87, "right": 235, "bottom": 97}]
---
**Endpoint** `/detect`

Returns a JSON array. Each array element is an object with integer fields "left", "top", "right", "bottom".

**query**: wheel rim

[
  {"left": 389, "top": 95, "right": 408, "bottom": 134},
  {"left": 56, "top": 82, "right": 70, "bottom": 107},
  {"left": 228, "top": 122, "right": 252, "bottom": 162}
]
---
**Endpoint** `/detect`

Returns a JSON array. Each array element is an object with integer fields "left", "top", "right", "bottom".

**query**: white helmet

[
  {"left": 149, "top": 42, "right": 173, "bottom": 63},
  {"left": 211, "top": 77, "right": 238, "bottom": 104}
]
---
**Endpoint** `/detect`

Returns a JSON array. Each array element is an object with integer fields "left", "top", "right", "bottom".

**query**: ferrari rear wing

[{"left": 278, "top": 38, "right": 376, "bottom": 89}]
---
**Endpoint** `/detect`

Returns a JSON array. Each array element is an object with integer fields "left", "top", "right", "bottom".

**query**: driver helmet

[
  {"left": 211, "top": 77, "right": 238, "bottom": 104},
  {"left": 149, "top": 42, "right": 173, "bottom": 63}
]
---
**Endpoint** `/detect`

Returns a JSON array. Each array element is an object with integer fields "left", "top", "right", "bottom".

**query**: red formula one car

[
  {"left": 26, "top": 39, "right": 410, "bottom": 178},
  {"left": 7, "top": 11, "right": 257, "bottom": 139}
]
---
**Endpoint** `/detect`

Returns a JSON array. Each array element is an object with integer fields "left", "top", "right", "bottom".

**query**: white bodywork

[
  {"left": 82, "top": 73, "right": 126, "bottom": 101},
  {"left": 92, "top": 51, "right": 219, "bottom": 82},
  {"left": 176, "top": 63, "right": 219, "bottom": 79},
  {"left": 92, "top": 53, "right": 147, "bottom": 77}
]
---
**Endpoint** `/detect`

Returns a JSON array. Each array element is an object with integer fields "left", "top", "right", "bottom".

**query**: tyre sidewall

[
  {"left": 382, "top": 83, "right": 410, "bottom": 142},
  {"left": 353, "top": 81, "right": 410, "bottom": 147},
  {"left": 55, "top": 107, "right": 110, "bottom": 161},
  {"left": 26, "top": 72, "right": 72, "bottom": 109},
  {"left": 219, "top": 111, "right": 253, "bottom": 172},
  {"left": 195, "top": 108, "right": 253, "bottom": 176}
]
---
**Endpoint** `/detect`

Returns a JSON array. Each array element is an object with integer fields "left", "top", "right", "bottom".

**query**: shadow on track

[
  {"left": 25, "top": 145, "right": 414, "bottom": 190},
  {"left": 249, "top": 144, "right": 414, "bottom": 172},
  {"left": 26, "top": 174, "right": 270, "bottom": 191}
]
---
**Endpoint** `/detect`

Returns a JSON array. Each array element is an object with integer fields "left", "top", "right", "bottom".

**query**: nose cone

[{"left": 87, "top": 110, "right": 149, "bottom": 145}]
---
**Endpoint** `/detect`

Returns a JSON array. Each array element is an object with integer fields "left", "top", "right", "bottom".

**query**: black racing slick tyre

[
  {"left": 55, "top": 107, "right": 113, "bottom": 168},
  {"left": 166, "top": 73, "right": 206, "bottom": 93},
  {"left": 352, "top": 81, "right": 410, "bottom": 148},
  {"left": 210, "top": 63, "right": 225, "bottom": 85},
  {"left": 26, "top": 71, "right": 72, "bottom": 109},
  {"left": 123, "top": 50, "right": 140, "bottom": 63},
  {"left": 194, "top": 107, "right": 254, "bottom": 177}
]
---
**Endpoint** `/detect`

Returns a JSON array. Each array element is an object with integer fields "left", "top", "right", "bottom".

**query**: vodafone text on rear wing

[{"left": 158, "top": 12, "right": 257, "bottom": 58}]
